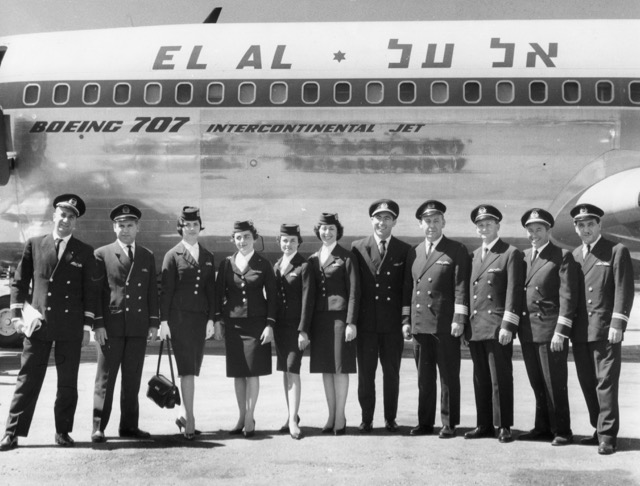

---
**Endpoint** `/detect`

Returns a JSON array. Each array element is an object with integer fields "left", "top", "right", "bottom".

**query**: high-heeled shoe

[
  {"left": 334, "top": 422, "right": 347, "bottom": 436},
  {"left": 279, "top": 415, "right": 301, "bottom": 434},
  {"left": 175, "top": 417, "right": 201, "bottom": 435},
  {"left": 321, "top": 422, "right": 334, "bottom": 434},
  {"left": 244, "top": 420, "right": 256, "bottom": 438},
  {"left": 183, "top": 432, "right": 195, "bottom": 441}
]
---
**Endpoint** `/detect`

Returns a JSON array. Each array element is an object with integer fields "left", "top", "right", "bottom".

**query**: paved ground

[{"left": 0, "top": 334, "right": 639, "bottom": 485}]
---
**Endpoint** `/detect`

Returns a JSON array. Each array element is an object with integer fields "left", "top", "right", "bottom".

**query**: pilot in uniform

[
  {"left": 465, "top": 204, "right": 524, "bottom": 443},
  {"left": 91, "top": 204, "right": 159, "bottom": 442},
  {"left": 351, "top": 199, "right": 411, "bottom": 433},
  {"left": 402, "top": 200, "right": 470, "bottom": 438},
  {"left": 570, "top": 203, "right": 634, "bottom": 455},
  {"left": 1, "top": 194, "right": 96, "bottom": 451},
  {"left": 518, "top": 208, "right": 577, "bottom": 446}
]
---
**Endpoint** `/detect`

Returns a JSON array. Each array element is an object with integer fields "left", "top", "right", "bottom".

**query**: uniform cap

[
  {"left": 279, "top": 224, "right": 301, "bottom": 237},
  {"left": 470, "top": 204, "right": 502, "bottom": 223},
  {"left": 53, "top": 194, "right": 85, "bottom": 217},
  {"left": 415, "top": 200, "right": 446, "bottom": 219},
  {"left": 317, "top": 213, "right": 340, "bottom": 226},
  {"left": 233, "top": 220, "right": 254, "bottom": 233},
  {"left": 570, "top": 203, "right": 604, "bottom": 221},
  {"left": 521, "top": 208, "right": 554, "bottom": 228},
  {"left": 181, "top": 206, "right": 201, "bottom": 221},
  {"left": 110, "top": 203, "right": 141, "bottom": 222},
  {"left": 369, "top": 199, "right": 399, "bottom": 218}
]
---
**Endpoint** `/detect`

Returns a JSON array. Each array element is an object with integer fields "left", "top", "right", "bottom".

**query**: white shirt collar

[
  {"left": 532, "top": 241, "right": 550, "bottom": 254},
  {"left": 426, "top": 235, "right": 443, "bottom": 249},
  {"left": 482, "top": 237, "right": 499, "bottom": 252},
  {"left": 117, "top": 240, "right": 136, "bottom": 253},
  {"left": 373, "top": 234, "right": 393, "bottom": 247},
  {"left": 53, "top": 232, "right": 72, "bottom": 244},
  {"left": 280, "top": 251, "right": 297, "bottom": 270},
  {"left": 182, "top": 240, "right": 199, "bottom": 260},
  {"left": 585, "top": 235, "right": 602, "bottom": 250}
]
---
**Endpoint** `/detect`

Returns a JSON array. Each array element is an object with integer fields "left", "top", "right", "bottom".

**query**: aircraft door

[{"left": 0, "top": 108, "right": 11, "bottom": 185}]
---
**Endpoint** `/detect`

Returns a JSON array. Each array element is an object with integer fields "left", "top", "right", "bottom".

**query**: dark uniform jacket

[
  {"left": 403, "top": 236, "right": 470, "bottom": 335},
  {"left": 351, "top": 235, "right": 411, "bottom": 333},
  {"left": 520, "top": 243, "right": 578, "bottom": 343},
  {"left": 215, "top": 252, "right": 277, "bottom": 321},
  {"left": 160, "top": 242, "right": 216, "bottom": 321},
  {"left": 274, "top": 252, "right": 315, "bottom": 332},
  {"left": 572, "top": 237, "right": 634, "bottom": 343},
  {"left": 308, "top": 243, "right": 360, "bottom": 325},
  {"left": 94, "top": 241, "right": 160, "bottom": 337},
  {"left": 10, "top": 234, "right": 96, "bottom": 341},
  {"left": 469, "top": 239, "right": 524, "bottom": 341}
]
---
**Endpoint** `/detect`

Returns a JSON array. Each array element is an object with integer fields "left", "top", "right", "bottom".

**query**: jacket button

[
  {"left": 535, "top": 286, "right": 539, "bottom": 290},
  {"left": 416, "top": 291, "right": 420, "bottom": 295},
  {"left": 47, "top": 307, "right": 51, "bottom": 310},
  {"left": 67, "top": 281, "right": 71, "bottom": 284},
  {"left": 473, "top": 295, "right": 477, "bottom": 300},
  {"left": 587, "top": 299, "right": 592, "bottom": 304},
  {"left": 488, "top": 310, "right": 492, "bottom": 314},
  {"left": 194, "top": 291, "right": 198, "bottom": 295},
  {"left": 416, "top": 304, "right": 420, "bottom": 308},
  {"left": 376, "top": 284, "right": 380, "bottom": 288},
  {"left": 139, "top": 296, "right": 142, "bottom": 300},
  {"left": 536, "top": 313, "right": 541, "bottom": 317},
  {"left": 65, "top": 309, "right": 69, "bottom": 313},
  {"left": 488, "top": 295, "right": 492, "bottom": 300},
  {"left": 522, "top": 312, "right": 527, "bottom": 316},
  {"left": 417, "top": 279, "right": 421, "bottom": 283},
  {"left": 387, "top": 297, "right": 391, "bottom": 301},
  {"left": 387, "top": 272, "right": 390, "bottom": 275},
  {"left": 427, "top": 304, "right": 431, "bottom": 308},
  {"left": 588, "top": 311, "right": 593, "bottom": 316},
  {"left": 428, "top": 278, "right": 432, "bottom": 282},
  {"left": 126, "top": 295, "right": 130, "bottom": 298},
  {"left": 50, "top": 278, "right": 53, "bottom": 282},
  {"left": 535, "top": 300, "right": 539, "bottom": 304},
  {"left": 196, "top": 276, "right": 200, "bottom": 280},
  {"left": 588, "top": 287, "right": 593, "bottom": 292},
  {"left": 48, "top": 292, "right": 52, "bottom": 296},
  {"left": 487, "top": 280, "right": 492, "bottom": 285},
  {"left": 375, "top": 296, "right": 379, "bottom": 300},
  {"left": 473, "top": 310, "right": 477, "bottom": 314},
  {"left": 195, "top": 284, "right": 199, "bottom": 288},
  {"left": 138, "top": 283, "right": 141, "bottom": 287},
  {"left": 473, "top": 281, "right": 477, "bottom": 285},
  {"left": 126, "top": 308, "right": 129, "bottom": 311},
  {"left": 427, "top": 291, "right": 432, "bottom": 295},
  {"left": 524, "top": 286, "right": 527, "bottom": 290}
]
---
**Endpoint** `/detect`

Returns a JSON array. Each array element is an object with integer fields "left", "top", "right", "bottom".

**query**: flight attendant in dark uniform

[
  {"left": 273, "top": 224, "right": 315, "bottom": 440},
  {"left": 215, "top": 221, "right": 277, "bottom": 438},
  {"left": 159, "top": 207, "right": 218, "bottom": 440},
  {"left": 308, "top": 213, "right": 360, "bottom": 435}
]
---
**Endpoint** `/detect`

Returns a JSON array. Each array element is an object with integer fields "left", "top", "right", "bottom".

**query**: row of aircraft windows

[{"left": 22, "top": 79, "right": 640, "bottom": 106}]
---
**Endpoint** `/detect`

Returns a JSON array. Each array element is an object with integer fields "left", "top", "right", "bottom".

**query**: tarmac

[{"left": 0, "top": 314, "right": 639, "bottom": 485}]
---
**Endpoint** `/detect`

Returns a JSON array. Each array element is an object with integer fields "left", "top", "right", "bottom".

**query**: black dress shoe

[
  {"left": 498, "top": 427, "right": 512, "bottom": 443},
  {"left": 243, "top": 420, "right": 256, "bottom": 438},
  {"left": 518, "top": 429, "right": 554, "bottom": 442},
  {"left": 409, "top": 425, "right": 434, "bottom": 436},
  {"left": 359, "top": 422, "right": 373, "bottom": 433},
  {"left": 464, "top": 426, "right": 495, "bottom": 439},
  {"left": 598, "top": 442, "right": 616, "bottom": 455},
  {"left": 91, "top": 430, "right": 106, "bottom": 443},
  {"left": 0, "top": 434, "right": 18, "bottom": 451},
  {"left": 118, "top": 428, "right": 151, "bottom": 439},
  {"left": 439, "top": 425, "right": 456, "bottom": 438},
  {"left": 551, "top": 434, "right": 573, "bottom": 446},
  {"left": 385, "top": 421, "right": 399, "bottom": 433},
  {"left": 321, "top": 426, "right": 333, "bottom": 434},
  {"left": 228, "top": 427, "right": 244, "bottom": 435},
  {"left": 55, "top": 432, "right": 75, "bottom": 447},
  {"left": 580, "top": 432, "right": 599, "bottom": 446}
]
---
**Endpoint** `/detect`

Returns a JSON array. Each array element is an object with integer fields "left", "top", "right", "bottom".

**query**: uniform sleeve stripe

[
  {"left": 454, "top": 304, "right": 469, "bottom": 316},
  {"left": 10, "top": 303, "right": 24, "bottom": 309},
  {"left": 84, "top": 312, "right": 95, "bottom": 319},
  {"left": 557, "top": 316, "right": 572, "bottom": 327},
  {"left": 612, "top": 313, "right": 629, "bottom": 322},
  {"left": 402, "top": 306, "right": 411, "bottom": 316},
  {"left": 503, "top": 311, "right": 520, "bottom": 325}
]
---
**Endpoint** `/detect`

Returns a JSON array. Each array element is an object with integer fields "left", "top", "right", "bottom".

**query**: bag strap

[{"left": 155, "top": 339, "right": 177, "bottom": 385}]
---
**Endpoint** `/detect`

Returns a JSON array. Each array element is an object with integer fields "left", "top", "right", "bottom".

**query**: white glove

[
  {"left": 159, "top": 321, "right": 171, "bottom": 340},
  {"left": 205, "top": 320, "right": 214, "bottom": 340}
]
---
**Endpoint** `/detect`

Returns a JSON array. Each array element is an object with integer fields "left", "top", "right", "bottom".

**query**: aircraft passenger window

[
  {"left": 529, "top": 81, "right": 547, "bottom": 103},
  {"left": 399, "top": 82, "right": 416, "bottom": 103},
  {"left": 366, "top": 82, "right": 383, "bottom": 104},
  {"left": 144, "top": 83, "right": 162, "bottom": 105},
  {"left": 270, "top": 82, "right": 288, "bottom": 104},
  {"left": 23, "top": 84, "right": 40, "bottom": 105},
  {"left": 114, "top": 83, "right": 131, "bottom": 105},
  {"left": 596, "top": 81, "right": 614, "bottom": 103},
  {"left": 302, "top": 82, "right": 319, "bottom": 104},
  {"left": 83, "top": 83, "right": 100, "bottom": 105},
  {"left": 430, "top": 81, "right": 448, "bottom": 104},
  {"left": 53, "top": 84, "right": 70, "bottom": 105},
  {"left": 176, "top": 83, "right": 193, "bottom": 105},
  {"left": 207, "top": 82, "right": 224, "bottom": 104},
  {"left": 239, "top": 82, "right": 256, "bottom": 104},
  {"left": 562, "top": 81, "right": 580, "bottom": 103},
  {"left": 464, "top": 81, "right": 481, "bottom": 103},
  {"left": 496, "top": 81, "right": 514, "bottom": 103},
  {"left": 629, "top": 81, "right": 640, "bottom": 104},
  {"left": 334, "top": 82, "right": 351, "bottom": 104}
]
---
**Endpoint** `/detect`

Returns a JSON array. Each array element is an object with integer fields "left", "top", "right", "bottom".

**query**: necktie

[
  {"left": 481, "top": 247, "right": 488, "bottom": 261},
  {"left": 55, "top": 238, "right": 62, "bottom": 260},
  {"left": 127, "top": 245, "right": 134, "bottom": 262},
  {"left": 531, "top": 249, "right": 538, "bottom": 262},
  {"left": 583, "top": 244, "right": 591, "bottom": 259},
  {"left": 379, "top": 240, "right": 387, "bottom": 260},
  {"left": 426, "top": 242, "right": 433, "bottom": 258}
]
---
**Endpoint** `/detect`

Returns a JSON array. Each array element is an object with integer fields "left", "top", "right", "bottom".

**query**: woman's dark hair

[
  {"left": 313, "top": 221, "right": 344, "bottom": 241},
  {"left": 177, "top": 216, "right": 203, "bottom": 236},
  {"left": 277, "top": 234, "right": 303, "bottom": 246},
  {"left": 231, "top": 222, "right": 259, "bottom": 241}
]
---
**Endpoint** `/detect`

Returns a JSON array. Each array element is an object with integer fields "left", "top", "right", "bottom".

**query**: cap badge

[
  {"left": 427, "top": 202, "right": 435, "bottom": 209},
  {"left": 69, "top": 198, "right": 77, "bottom": 207},
  {"left": 195, "top": 210, "right": 200, "bottom": 218},
  {"left": 479, "top": 207, "right": 487, "bottom": 214},
  {"left": 380, "top": 203, "right": 388, "bottom": 210},
  {"left": 122, "top": 206, "right": 130, "bottom": 214},
  {"left": 531, "top": 210, "right": 539, "bottom": 218},
  {"left": 580, "top": 207, "right": 587, "bottom": 214}
]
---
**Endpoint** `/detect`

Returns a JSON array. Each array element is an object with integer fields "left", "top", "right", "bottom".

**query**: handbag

[{"left": 147, "top": 338, "right": 181, "bottom": 409}]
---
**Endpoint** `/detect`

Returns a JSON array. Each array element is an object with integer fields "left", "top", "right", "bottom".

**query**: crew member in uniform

[
  {"left": 308, "top": 213, "right": 360, "bottom": 435},
  {"left": 518, "top": 208, "right": 577, "bottom": 446},
  {"left": 0, "top": 195, "right": 96, "bottom": 451},
  {"left": 215, "top": 220, "right": 277, "bottom": 438},
  {"left": 159, "top": 207, "right": 217, "bottom": 440},
  {"left": 273, "top": 224, "right": 315, "bottom": 440},
  {"left": 465, "top": 204, "right": 524, "bottom": 443},
  {"left": 402, "top": 200, "right": 470, "bottom": 438},
  {"left": 570, "top": 203, "right": 634, "bottom": 455},
  {"left": 351, "top": 199, "right": 410, "bottom": 433},
  {"left": 91, "top": 204, "right": 159, "bottom": 443}
]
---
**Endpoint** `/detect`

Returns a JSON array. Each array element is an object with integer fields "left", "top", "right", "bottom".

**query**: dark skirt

[
  {"left": 168, "top": 308, "right": 207, "bottom": 376},
  {"left": 274, "top": 318, "right": 304, "bottom": 374},
  {"left": 225, "top": 317, "right": 272, "bottom": 378},
  {"left": 309, "top": 310, "right": 356, "bottom": 374}
]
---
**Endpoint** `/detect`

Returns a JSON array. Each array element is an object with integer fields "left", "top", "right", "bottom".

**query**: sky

[{"left": 1, "top": 0, "right": 640, "bottom": 36}]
